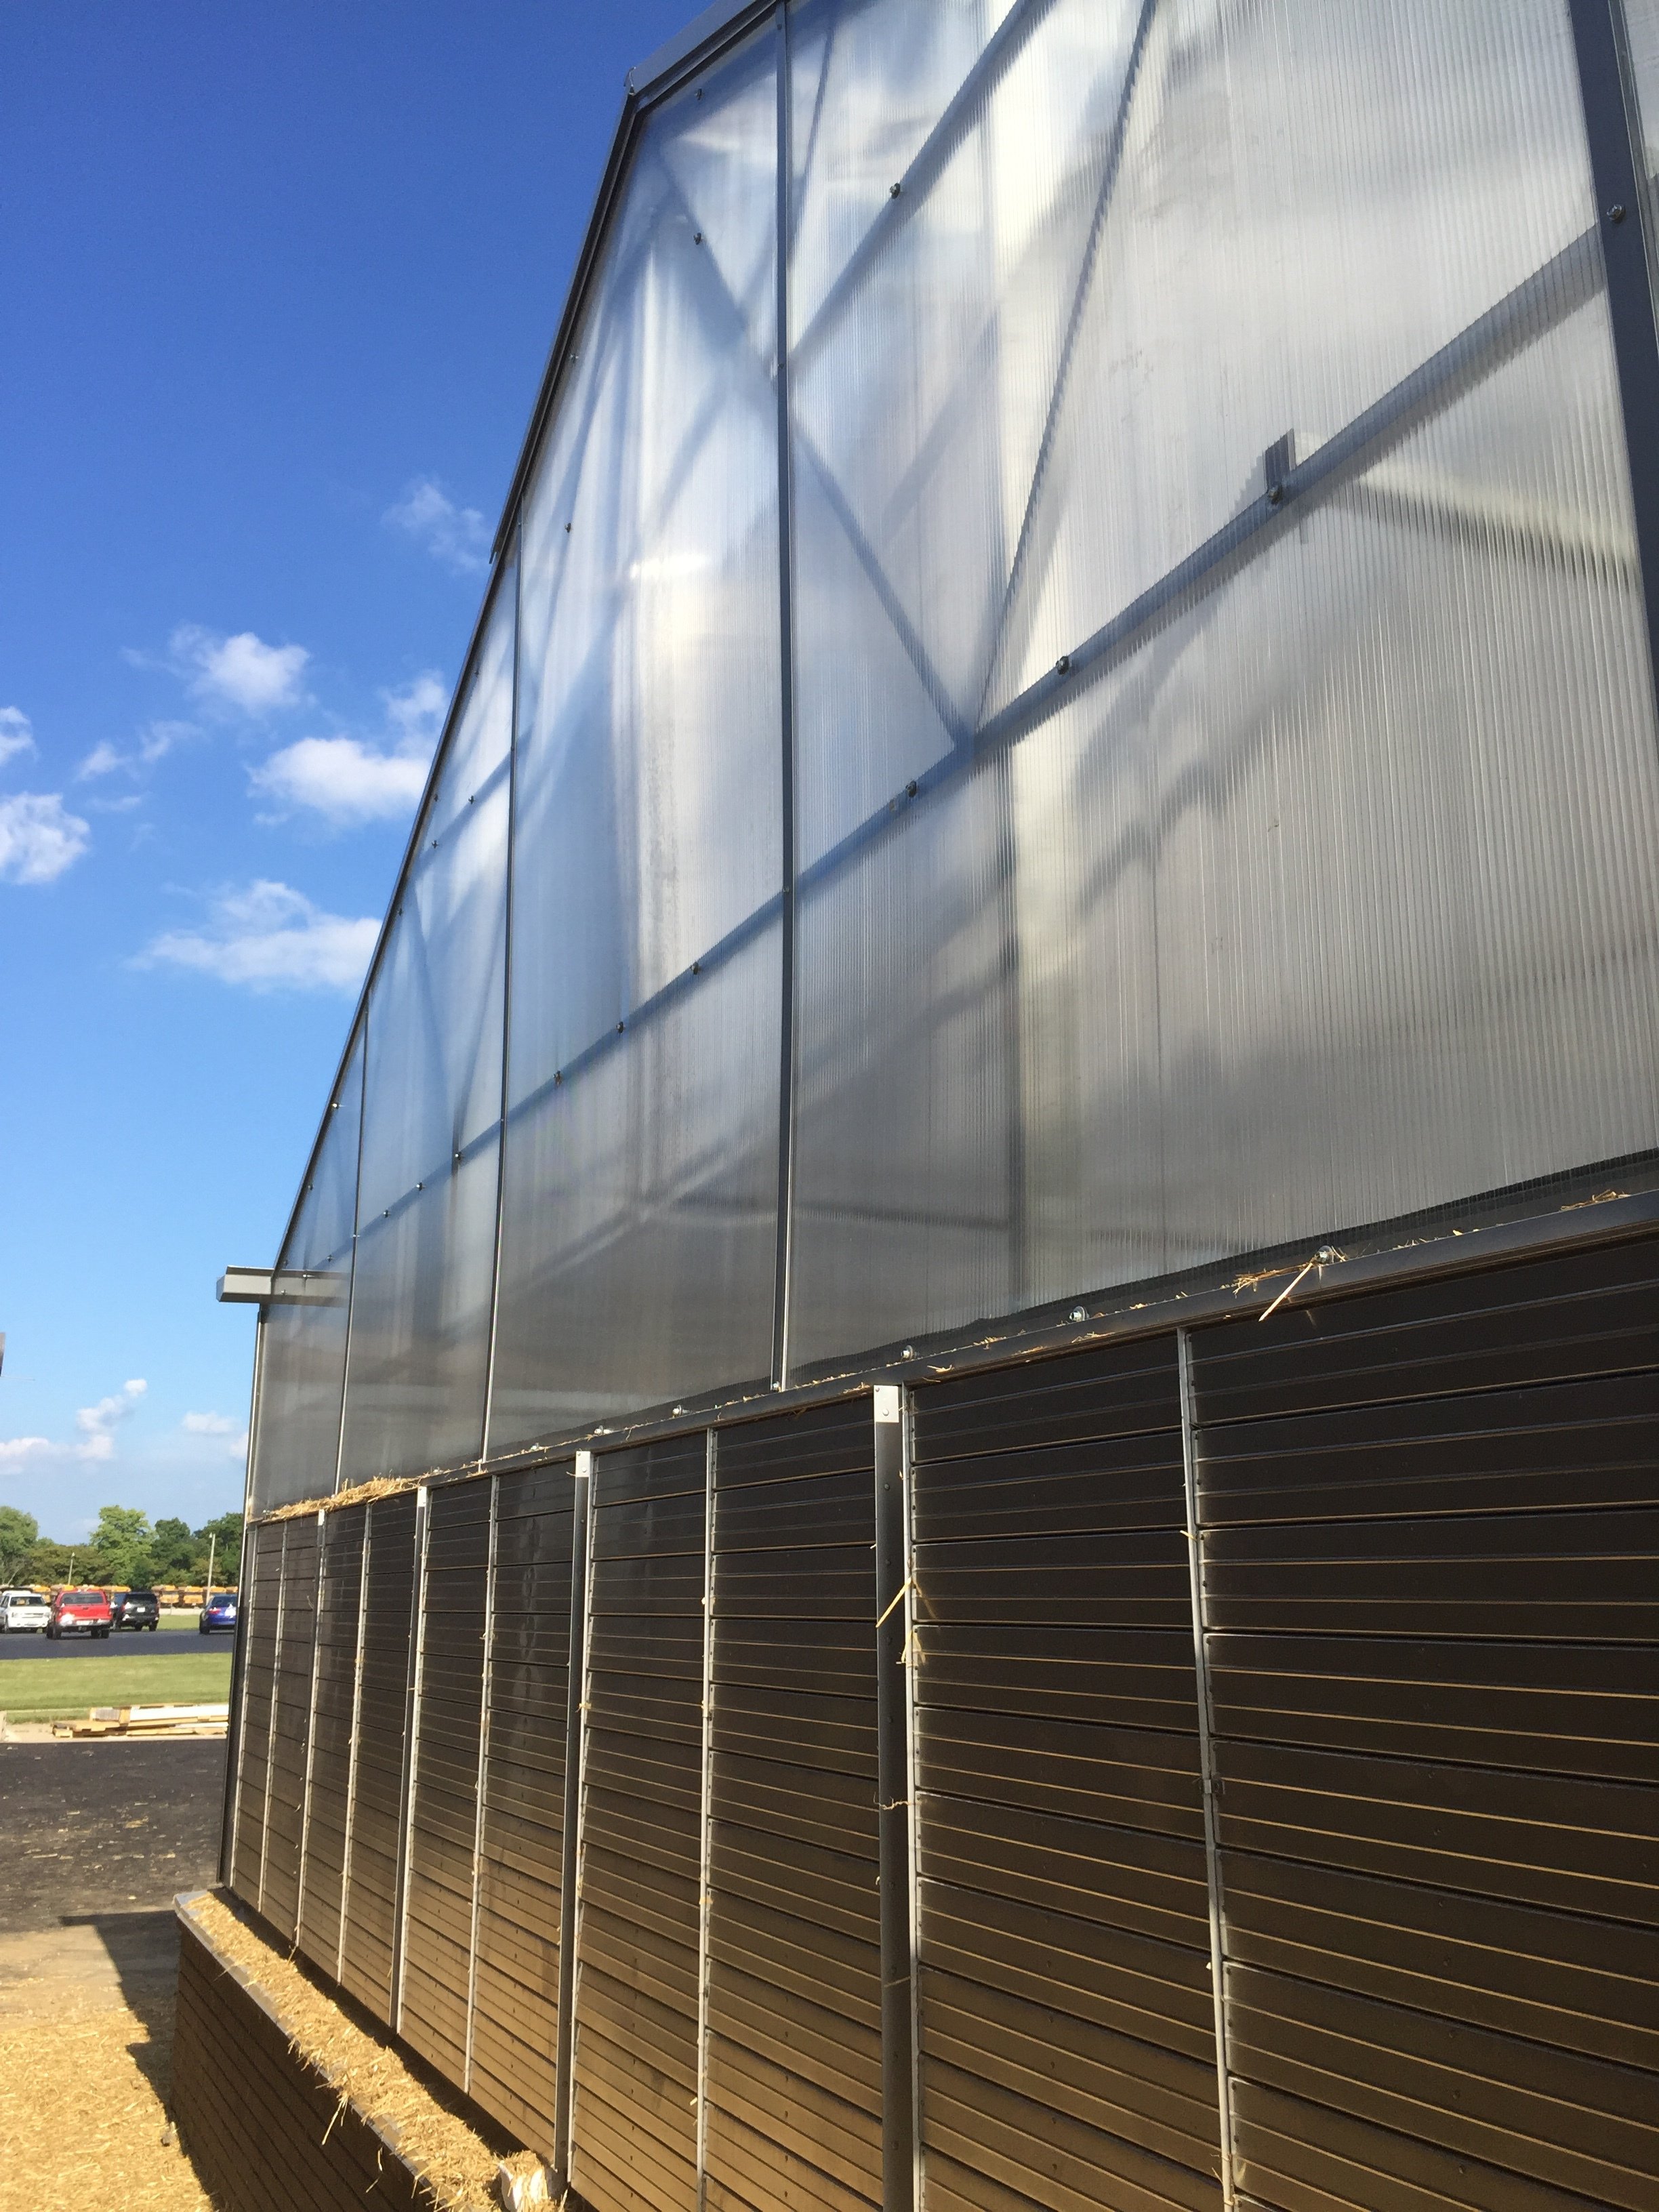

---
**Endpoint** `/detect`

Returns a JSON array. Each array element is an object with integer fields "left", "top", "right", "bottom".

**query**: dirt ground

[{"left": 0, "top": 1738, "right": 226, "bottom": 2210}]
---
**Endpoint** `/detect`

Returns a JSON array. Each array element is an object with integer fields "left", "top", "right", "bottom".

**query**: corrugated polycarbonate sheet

[
  {"left": 338, "top": 1493, "right": 418, "bottom": 2020},
  {"left": 400, "top": 1480, "right": 491, "bottom": 2081},
  {"left": 339, "top": 569, "right": 515, "bottom": 1484},
  {"left": 260, "top": 1515, "right": 320, "bottom": 1941},
  {"left": 1190, "top": 1235, "right": 1659, "bottom": 2212},
  {"left": 251, "top": 1029, "right": 363, "bottom": 1513},
  {"left": 470, "top": 1461, "right": 575, "bottom": 2158},
  {"left": 487, "top": 25, "right": 781, "bottom": 1449},
  {"left": 910, "top": 1338, "right": 1223, "bottom": 2212},
  {"left": 782, "top": 0, "right": 1659, "bottom": 1375},
  {"left": 1605, "top": 1, "right": 1659, "bottom": 284},
  {"left": 230, "top": 1519, "right": 284, "bottom": 1908},
  {"left": 705, "top": 1401, "right": 882, "bottom": 2212},
  {"left": 573, "top": 1435, "right": 708, "bottom": 2212},
  {"left": 297, "top": 1504, "right": 366, "bottom": 1976}
]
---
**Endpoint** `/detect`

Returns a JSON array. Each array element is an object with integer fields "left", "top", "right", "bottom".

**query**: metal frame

[
  {"left": 294, "top": 1506, "right": 329, "bottom": 1944},
  {"left": 464, "top": 1472, "right": 500, "bottom": 2097},
  {"left": 552, "top": 1448, "right": 594, "bottom": 2198},
  {"left": 1176, "top": 1329, "right": 1237, "bottom": 2212},
  {"left": 336, "top": 1503, "right": 373, "bottom": 1984},
  {"left": 695, "top": 1426, "right": 719, "bottom": 2210},
  {"left": 255, "top": 1521, "right": 288, "bottom": 1923},
  {"left": 872, "top": 1385, "right": 916, "bottom": 2212},
  {"left": 245, "top": 0, "right": 1659, "bottom": 1519},
  {"left": 391, "top": 1481, "right": 431, "bottom": 2031}
]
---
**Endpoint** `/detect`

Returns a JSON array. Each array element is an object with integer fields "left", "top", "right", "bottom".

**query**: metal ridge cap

[{"left": 628, "top": 0, "right": 773, "bottom": 102}]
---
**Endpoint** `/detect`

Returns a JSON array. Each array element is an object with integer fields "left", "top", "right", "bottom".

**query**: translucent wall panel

[
  {"left": 250, "top": 1027, "right": 363, "bottom": 1512},
  {"left": 489, "top": 30, "right": 782, "bottom": 1448},
  {"left": 340, "top": 565, "right": 516, "bottom": 1480},
  {"left": 784, "top": 0, "right": 1659, "bottom": 1370},
  {"left": 1624, "top": 1, "right": 1659, "bottom": 261}
]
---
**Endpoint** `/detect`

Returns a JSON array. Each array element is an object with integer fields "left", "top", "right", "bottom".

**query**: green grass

[{"left": 0, "top": 1650, "right": 232, "bottom": 1721}]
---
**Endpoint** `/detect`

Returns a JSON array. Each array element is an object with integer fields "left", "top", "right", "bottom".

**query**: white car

[{"left": 1, "top": 1589, "right": 51, "bottom": 1634}]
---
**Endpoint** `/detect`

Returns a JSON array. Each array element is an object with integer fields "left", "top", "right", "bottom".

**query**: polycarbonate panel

[
  {"left": 1625, "top": 0, "right": 1659, "bottom": 257},
  {"left": 251, "top": 1028, "right": 364, "bottom": 1511},
  {"left": 784, "top": 0, "right": 1659, "bottom": 1370},
  {"left": 488, "top": 28, "right": 782, "bottom": 1450},
  {"left": 340, "top": 565, "right": 516, "bottom": 1480}
]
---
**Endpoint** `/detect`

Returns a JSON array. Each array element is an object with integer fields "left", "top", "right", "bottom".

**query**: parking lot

[{"left": 0, "top": 1626, "right": 219, "bottom": 1661}]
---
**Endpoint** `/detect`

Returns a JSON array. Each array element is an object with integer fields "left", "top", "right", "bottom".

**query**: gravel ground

[{"left": 0, "top": 1740, "right": 228, "bottom": 2207}]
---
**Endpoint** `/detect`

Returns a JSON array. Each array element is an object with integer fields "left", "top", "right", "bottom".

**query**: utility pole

[{"left": 206, "top": 1531, "right": 217, "bottom": 1604}]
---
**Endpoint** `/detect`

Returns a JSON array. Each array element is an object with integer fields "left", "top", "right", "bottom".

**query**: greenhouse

[{"left": 214, "top": 4, "right": 1659, "bottom": 2211}]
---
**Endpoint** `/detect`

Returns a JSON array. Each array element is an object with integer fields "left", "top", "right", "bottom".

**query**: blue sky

[{"left": 0, "top": 0, "right": 693, "bottom": 1538}]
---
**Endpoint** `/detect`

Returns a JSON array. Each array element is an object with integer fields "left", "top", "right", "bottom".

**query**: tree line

[{"left": 0, "top": 1504, "right": 243, "bottom": 1590}]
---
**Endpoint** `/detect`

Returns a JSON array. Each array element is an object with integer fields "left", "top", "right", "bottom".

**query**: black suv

[{"left": 109, "top": 1589, "right": 161, "bottom": 1631}]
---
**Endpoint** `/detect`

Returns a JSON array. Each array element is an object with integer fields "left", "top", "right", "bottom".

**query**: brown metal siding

[
  {"left": 910, "top": 1337, "right": 1225, "bottom": 2212},
  {"left": 297, "top": 1503, "right": 366, "bottom": 1971},
  {"left": 468, "top": 1459, "right": 575, "bottom": 2158},
  {"left": 337, "top": 1490, "right": 417, "bottom": 2015},
  {"left": 230, "top": 1518, "right": 284, "bottom": 1909},
  {"left": 705, "top": 1399, "right": 883, "bottom": 2212},
  {"left": 573, "top": 1434, "right": 707, "bottom": 2212},
  {"left": 1191, "top": 1235, "right": 1659, "bottom": 2212},
  {"left": 400, "top": 1477, "right": 491, "bottom": 2080}
]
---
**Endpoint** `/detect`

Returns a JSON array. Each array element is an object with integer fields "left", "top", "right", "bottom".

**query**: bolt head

[
  {"left": 1070, "top": 1306, "right": 1086, "bottom": 1322},
  {"left": 901, "top": 1345, "right": 915, "bottom": 1359},
  {"left": 1610, "top": 203, "right": 1627, "bottom": 224}
]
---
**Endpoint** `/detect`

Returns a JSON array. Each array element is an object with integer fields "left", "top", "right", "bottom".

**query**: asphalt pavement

[
  {"left": 0, "top": 1628, "right": 232, "bottom": 1660},
  {"left": 0, "top": 1738, "right": 227, "bottom": 1930}
]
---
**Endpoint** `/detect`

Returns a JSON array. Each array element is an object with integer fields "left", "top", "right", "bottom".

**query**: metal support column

[
  {"left": 1176, "top": 1329, "right": 1237, "bottom": 2212},
  {"left": 770, "top": 0, "right": 800, "bottom": 1387},
  {"left": 874, "top": 1386, "right": 916, "bottom": 2212},
  {"left": 337, "top": 1505, "right": 373, "bottom": 1984},
  {"left": 1569, "top": 0, "right": 1659, "bottom": 695},
  {"left": 392, "top": 1483, "right": 431, "bottom": 2032},
  {"left": 465, "top": 1474, "right": 500, "bottom": 2096},
  {"left": 295, "top": 1505, "right": 328, "bottom": 1942},
  {"left": 553, "top": 1450, "right": 594, "bottom": 2196},
  {"left": 256, "top": 1523, "right": 289, "bottom": 1923},
  {"left": 220, "top": 1309, "right": 268, "bottom": 1887},
  {"left": 695, "top": 1429, "right": 719, "bottom": 2209}
]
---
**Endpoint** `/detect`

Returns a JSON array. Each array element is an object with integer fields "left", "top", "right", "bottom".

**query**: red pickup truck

[{"left": 47, "top": 1587, "right": 112, "bottom": 1640}]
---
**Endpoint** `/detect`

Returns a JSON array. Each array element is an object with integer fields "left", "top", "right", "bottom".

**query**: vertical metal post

[
  {"left": 392, "top": 1483, "right": 431, "bottom": 2032},
  {"left": 221, "top": 1311, "right": 268, "bottom": 1886},
  {"left": 874, "top": 1387, "right": 916, "bottom": 2212},
  {"left": 1176, "top": 1329, "right": 1236, "bottom": 2212},
  {"left": 695, "top": 1429, "right": 719, "bottom": 2209},
  {"left": 770, "top": 0, "right": 801, "bottom": 1388},
  {"left": 337, "top": 1504, "right": 372, "bottom": 1984},
  {"left": 553, "top": 1450, "right": 594, "bottom": 2196},
  {"left": 465, "top": 1474, "right": 499, "bottom": 2095},
  {"left": 334, "top": 1033, "right": 370, "bottom": 1496},
  {"left": 1568, "top": 0, "right": 1659, "bottom": 701},
  {"left": 480, "top": 522, "right": 525, "bottom": 1463},
  {"left": 900, "top": 1391, "right": 925, "bottom": 2208},
  {"left": 295, "top": 1507, "right": 328, "bottom": 1944},
  {"left": 256, "top": 1523, "right": 289, "bottom": 1923}
]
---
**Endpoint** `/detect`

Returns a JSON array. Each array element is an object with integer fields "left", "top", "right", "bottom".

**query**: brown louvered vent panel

[
  {"left": 1191, "top": 1231, "right": 1659, "bottom": 2212},
  {"left": 910, "top": 1336, "right": 1225, "bottom": 2212}
]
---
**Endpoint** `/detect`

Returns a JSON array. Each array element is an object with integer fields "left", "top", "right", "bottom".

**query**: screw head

[
  {"left": 901, "top": 1345, "right": 915, "bottom": 1359},
  {"left": 905, "top": 778, "right": 918, "bottom": 797},
  {"left": 1055, "top": 653, "right": 1071, "bottom": 676},
  {"left": 691, "top": 959, "right": 702, "bottom": 974},
  {"left": 1610, "top": 202, "right": 1628, "bottom": 224},
  {"left": 1268, "top": 482, "right": 1284, "bottom": 506},
  {"left": 890, "top": 181, "right": 903, "bottom": 199},
  {"left": 1070, "top": 1306, "right": 1086, "bottom": 1323},
  {"left": 617, "top": 1019, "right": 626, "bottom": 1033},
  {"left": 694, "top": 231, "right": 704, "bottom": 245}
]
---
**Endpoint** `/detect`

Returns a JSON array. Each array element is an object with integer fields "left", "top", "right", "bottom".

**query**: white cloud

[
  {"left": 0, "top": 792, "right": 91, "bottom": 885},
  {"left": 75, "top": 1378, "right": 147, "bottom": 1462},
  {"left": 141, "top": 879, "right": 378, "bottom": 993},
  {"left": 384, "top": 671, "right": 448, "bottom": 747},
  {"left": 0, "top": 706, "right": 37, "bottom": 767},
  {"left": 79, "top": 720, "right": 198, "bottom": 782},
  {"left": 167, "top": 623, "right": 310, "bottom": 715},
  {"left": 251, "top": 668, "right": 445, "bottom": 827},
  {"left": 183, "top": 1411, "right": 249, "bottom": 1462},
  {"left": 252, "top": 735, "right": 430, "bottom": 824},
  {"left": 386, "top": 477, "right": 490, "bottom": 576},
  {"left": 0, "top": 1435, "right": 54, "bottom": 1468}
]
